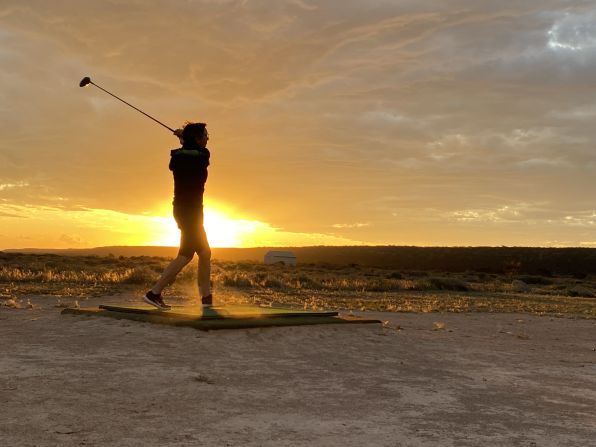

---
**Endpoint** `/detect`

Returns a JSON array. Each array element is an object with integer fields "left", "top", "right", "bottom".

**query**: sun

[{"left": 148, "top": 202, "right": 261, "bottom": 248}]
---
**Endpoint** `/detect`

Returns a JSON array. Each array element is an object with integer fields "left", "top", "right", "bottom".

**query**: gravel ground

[{"left": 1, "top": 295, "right": 595, "bottom": 446}]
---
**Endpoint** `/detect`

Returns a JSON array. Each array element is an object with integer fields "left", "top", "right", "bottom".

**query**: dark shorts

[{"left": 173, "top": 207, "right": 210, "bottom": 257}]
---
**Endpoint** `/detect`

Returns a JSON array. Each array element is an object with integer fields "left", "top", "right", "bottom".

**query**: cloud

[
  {"left": 0, "top": 211, "right": 27, "bottom": 218},
  {"left": 331, "top": 222, "right": 370, "bottom": 229},
  {"left": 59, "top": 233, "right": 84, "bottom": 246},
  {"left": 445, "top": 202, "right": 596, "bottom": 227},
  {"left": 0, "top": 1, "right": 595, "bottom": 247},
  {"left": 515, "top": 158, "right": 572, "bottom": 168},
  {"left": 547, "top": 10, "right": 596, "bottom": 51},
  {"left": 0, "top": 181, "right": 28, "bottom": 191}
]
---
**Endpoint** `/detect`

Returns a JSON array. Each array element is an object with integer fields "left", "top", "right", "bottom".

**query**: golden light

[
  {"left": 148, "top": 201, "right": 263, "bottom": 248},
  {"left": 0, "top": 201, "right": 362, "bottom": 249},
  {"left": 146, "top": 200, "right": 362, "bottom": 248}
]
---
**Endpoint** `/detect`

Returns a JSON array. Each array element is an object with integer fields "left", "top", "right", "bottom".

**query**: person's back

[{"left": 169, "top": 145, "right": 210, "bottom": 210}]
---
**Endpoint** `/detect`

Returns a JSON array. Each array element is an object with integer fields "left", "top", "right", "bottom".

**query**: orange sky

[{"left": 1, "top": 1, "right": 596, "bottom": 249}]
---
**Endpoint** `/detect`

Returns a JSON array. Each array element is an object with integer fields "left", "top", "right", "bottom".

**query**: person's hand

[{"left": 173, "top": 128, "right": 184, "bottom": 144}]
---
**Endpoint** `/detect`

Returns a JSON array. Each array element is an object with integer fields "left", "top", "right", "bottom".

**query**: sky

[{"left": 1, "top": 0, "right": 596, "bottom": 248}]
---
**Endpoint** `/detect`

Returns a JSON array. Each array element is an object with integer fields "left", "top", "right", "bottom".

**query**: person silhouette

[{"left": 144, "top": 122, "right": 212, "bottom": 309}]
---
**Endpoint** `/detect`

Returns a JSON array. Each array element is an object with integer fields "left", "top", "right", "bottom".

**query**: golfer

[{"left": 145, "top": 122, "right": 212, "bottom": 309}]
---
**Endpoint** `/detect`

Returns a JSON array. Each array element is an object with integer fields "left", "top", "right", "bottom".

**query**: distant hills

[
  {"left": 3, "top": 245, "right": 596, "bottom": 275},
  {"left": 4, "top": 246, "right": 269, "bottom": 261},
  {"left": 4, "top": 246, "right": 184, "bottom": 258}
]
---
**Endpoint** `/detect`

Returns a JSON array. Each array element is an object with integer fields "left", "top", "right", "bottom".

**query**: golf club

[{"left": 79, "top": 76, "right": 175, "bottom": 133}]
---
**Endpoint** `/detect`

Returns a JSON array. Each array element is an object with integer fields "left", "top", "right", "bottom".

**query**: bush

[
  {"left": 567, "top": 285, "right": 594, "bottom": 297},
  {"left": 221, "top": 273, "right": 253, "bottom": 289},
  {"left": 290, "top": 275, "right": 322, "bottom": 289},
  {"left": 262, "top": 277, "right": 285, "bottom": 289},
  {"left": 365, "top": 280, "right": 404, "bottom": 292},
  {"left": 123, "top": 267, "right": 156, "bottom": 284},
  {"left": 427, "top": 277, "right": 470, "bottom": 291},
  {"left": 516, "top": 275, "right": 553, "bottom": 285},
  {"left": 511, "top": 279, "right": 530, "bottom": 293}
]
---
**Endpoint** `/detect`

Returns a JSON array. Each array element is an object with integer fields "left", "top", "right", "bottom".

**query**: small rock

[
  {"left": 2, "top": 298, "right": 20, "bottom": 309},
  {"left": 193, "top": 374, "right": 214, "bottom": 384},
  {"left": 433, "top": 321, "right": 446, "bottom": 330}
]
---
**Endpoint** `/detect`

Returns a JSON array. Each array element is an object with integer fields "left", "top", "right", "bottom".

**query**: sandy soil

[{"left": 1, "top": 295, "right": 595, "bottom": 447}]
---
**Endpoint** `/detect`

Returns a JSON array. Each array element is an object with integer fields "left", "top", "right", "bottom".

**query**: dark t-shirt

[{"left": 169, "top": 145, "right": 210, "bottom": 211}]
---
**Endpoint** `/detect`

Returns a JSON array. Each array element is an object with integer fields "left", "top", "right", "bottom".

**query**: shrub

[
  {"left": 427, "top": 277, "right": 470, "bottom": 291},
  {"left": 221, "top": 273, "right": 253, "bottom": 289},
  {"left": 289, "top": 275, "right": 322, "bottom": 289},
  {"left": 123, "top": 267, "right": 156, "bottom": 284},
  {"left": 262, "top": 277, "right": 285, "bottom": 289},
  {"left": 511, "top": 279, "right": 530, "bottom": 293},
  {"left": 566, "top": 285, "right": 594, "bottom": 297},
  {"left": 516, "top": 275, "right": 553, "bottom": 285},
  {"left": 365, "top": 280, "right": 403, "bottom": 292}
]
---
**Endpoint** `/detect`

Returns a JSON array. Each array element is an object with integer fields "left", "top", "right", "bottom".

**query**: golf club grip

[{"left": 90, "top": 82, "right": 175, "bottom": 133}]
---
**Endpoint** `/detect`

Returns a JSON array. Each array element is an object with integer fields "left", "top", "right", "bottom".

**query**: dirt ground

[{"left": 1, "top": 295, "right": 595, "bottom": 447}]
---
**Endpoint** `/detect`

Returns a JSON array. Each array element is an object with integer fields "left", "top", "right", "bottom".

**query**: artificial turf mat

[
  {"left": 99, "top": 304, "right": 339, "bottom": 319},
  {"left": 62, "top": 304, "right": 381, "bottom": 330}
]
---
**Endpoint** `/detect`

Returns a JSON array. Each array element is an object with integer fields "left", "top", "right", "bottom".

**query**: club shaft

[{"left": 89, "top": 81, "right": 175, "bottom": 132}]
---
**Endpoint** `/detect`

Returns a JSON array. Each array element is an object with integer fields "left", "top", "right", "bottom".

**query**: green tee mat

[
  {"left": 99, "top": 304, "right": 339, "bottom": 319},
  {"left": 61, "top": 304, "right": 381, "bottom": 330}
]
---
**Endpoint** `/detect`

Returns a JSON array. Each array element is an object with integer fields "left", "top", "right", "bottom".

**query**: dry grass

[{"left": 1, "top": 253, "right": 595, "bottom": 317}]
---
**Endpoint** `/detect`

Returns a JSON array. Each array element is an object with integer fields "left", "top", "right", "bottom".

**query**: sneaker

[
  {"left": 201, "top": 294, "right": 213, "bottom": 308},
  {"left": 144, "top": 290, "right": 171, "bottom": 310}
]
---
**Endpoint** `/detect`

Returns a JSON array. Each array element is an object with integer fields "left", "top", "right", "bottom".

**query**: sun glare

[
  {"left": 149, "top": 202, "right": 262, "bottom": 248},
  {"left": 0, "top": 200, "right": 362, "bottom": 249},
  {"left": 146, "top": 200, "right": 363, "bottom": 248}
]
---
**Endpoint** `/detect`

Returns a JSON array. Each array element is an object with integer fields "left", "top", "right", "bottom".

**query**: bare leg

[
  {"left": 198, "top": 248, "right": 211, "bottom": 298},
  {"left": 151, "top": 254, "right": 193, "bottom": 295}
]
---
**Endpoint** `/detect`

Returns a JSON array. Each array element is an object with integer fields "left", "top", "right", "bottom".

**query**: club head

[{"left": 79, "top": 77, "right": 91, "bottom": 87}]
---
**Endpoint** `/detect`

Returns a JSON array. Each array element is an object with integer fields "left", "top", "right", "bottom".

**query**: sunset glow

[
  {"left": 145, "top": 199, "right": 369, "bottom": 248},
  {"left": 149, "top": 203, "right": 263, "bottom": 248},
  {"left": 1, "top": 1, "right": 595, "bottom": 249},
  {"left": 0, "top": 199, "right": 362, "bottom": 249}
]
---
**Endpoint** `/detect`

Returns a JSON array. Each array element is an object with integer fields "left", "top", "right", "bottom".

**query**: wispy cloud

[
  {"left": 332, "top": 222, "right": 370, "bottom": 229},
  {"left": 0, "top": 211, "right": 27, "bottom": 218},
  {"left": 0, "top": 181, "right": 28, "bottom": 191}
]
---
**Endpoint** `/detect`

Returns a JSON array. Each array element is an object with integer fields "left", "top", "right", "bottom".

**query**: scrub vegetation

[{"left": 1, "top": 252, "right": 595, "bottom": 317}]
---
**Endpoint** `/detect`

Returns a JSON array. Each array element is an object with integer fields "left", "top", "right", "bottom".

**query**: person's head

[{"left": 182, "top": 122, "right": 208, "bottom": 147}]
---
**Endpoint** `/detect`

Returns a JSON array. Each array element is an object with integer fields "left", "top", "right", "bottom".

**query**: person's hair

[{"left": 182, "top": 122, "right": 207, "bottom": 146}]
